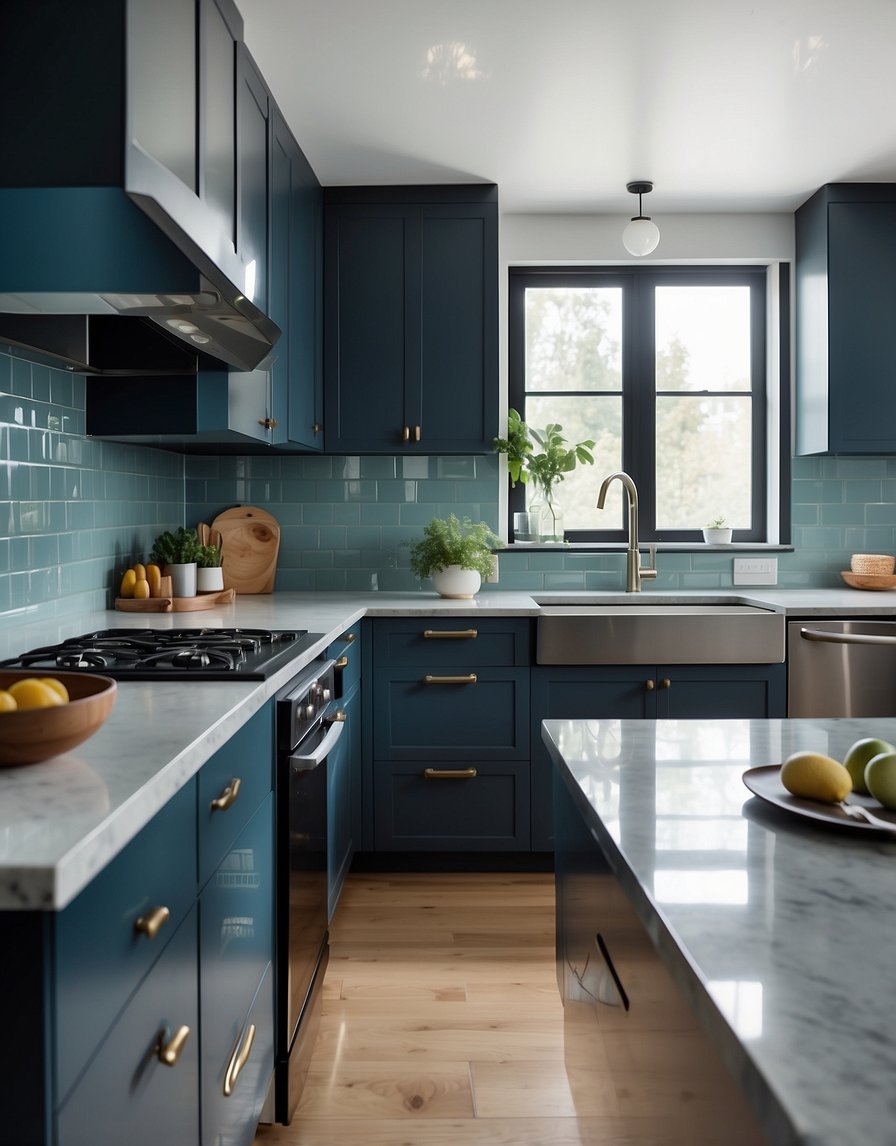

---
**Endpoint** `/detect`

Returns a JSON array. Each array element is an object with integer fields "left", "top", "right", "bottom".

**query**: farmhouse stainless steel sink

[{"left": 536, "top": 604, "right": 785, "bottom": 665}]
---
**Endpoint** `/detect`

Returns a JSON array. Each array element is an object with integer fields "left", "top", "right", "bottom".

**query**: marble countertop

[
  {"left": 543, "top": 716, "right": 896, "bottom": 1146},
  {"left": 2, "top": 585, "right": 895, "bottom": 913}
]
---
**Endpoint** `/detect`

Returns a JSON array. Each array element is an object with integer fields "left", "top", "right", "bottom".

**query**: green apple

[
  {"left": 864, "top": 752, "right": 896, "bottom": 810},
  {"left": 842, "top": 737, "right": 896, "bottom": 794}
]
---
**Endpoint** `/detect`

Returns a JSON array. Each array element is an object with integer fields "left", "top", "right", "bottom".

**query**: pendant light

[{"left": 622, "top": 181, "right": 660, "bottom": 256}]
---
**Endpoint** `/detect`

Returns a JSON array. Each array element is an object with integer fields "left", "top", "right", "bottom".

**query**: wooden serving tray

[{"left": 115, "top": 589, "right": 236, "bottom": 612}]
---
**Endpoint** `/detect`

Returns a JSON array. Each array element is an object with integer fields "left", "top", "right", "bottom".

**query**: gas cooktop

[{"left": 1, "top": 628, "right": 324, "bottom": 681}]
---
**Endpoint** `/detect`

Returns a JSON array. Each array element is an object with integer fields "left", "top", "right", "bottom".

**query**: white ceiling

[{"left": 237, "top": 0, "right": 896, "bottom": 216}]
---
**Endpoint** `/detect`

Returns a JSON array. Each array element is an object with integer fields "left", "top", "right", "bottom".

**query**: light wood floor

[{"left": 253, "top": 871, "right": 763, "bottom": 1146}]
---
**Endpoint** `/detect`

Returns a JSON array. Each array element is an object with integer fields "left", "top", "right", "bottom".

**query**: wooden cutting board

[{"left": 210, "top": 506, "right": 280, "bottom": 594}]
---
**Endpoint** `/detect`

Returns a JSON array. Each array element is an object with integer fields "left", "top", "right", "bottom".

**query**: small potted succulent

[
  {"left": 196, "top": 542, "right": 224, "bottom": 592},
  {"left": 150, "top": 527, "right": 202, "bottom": 597},
  {"left": 408, "top": 514, "right": 502, "bottom": 599},
  {"left": 702, "top": 515, "right": 733, "bottom": 544}
]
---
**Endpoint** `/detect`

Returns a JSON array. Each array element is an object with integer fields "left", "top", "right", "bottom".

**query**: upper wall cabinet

[
  {"left": 795, "top": 183, "right": 896, "bottom": 454},
  {"left": 323, "top": 186, "right": 499, "bottom": 454}
]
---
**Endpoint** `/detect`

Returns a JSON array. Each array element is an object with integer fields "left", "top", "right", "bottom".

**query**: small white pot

[
  {"left": 703, "top": 527, "right": 733, "bottom": 544},
  {"left": 166, "top": 562, "right": 197, "bottom": 597},
  {"left": 197, "top": 566, "right": 225, "bottom": 592},
  {"left": 431, "top": 566, "right": 482, "bottom": 599}
]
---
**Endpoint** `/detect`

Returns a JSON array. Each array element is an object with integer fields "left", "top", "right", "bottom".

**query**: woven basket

[{"left": 850, "top": 553, "right": 895, "bottom": 575}]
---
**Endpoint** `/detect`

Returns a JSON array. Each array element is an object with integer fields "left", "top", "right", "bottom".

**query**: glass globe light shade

[{"left": 622, "top": 216, "right": 660, "bottom": 257}]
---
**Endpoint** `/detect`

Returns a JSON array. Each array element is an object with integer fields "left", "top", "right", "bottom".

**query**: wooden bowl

[
  {"left": 0, "top": 671, "right": 117, "bottom": 766},
  {"left": 841, "top": 571, "right": 896, "bottom": 592}
]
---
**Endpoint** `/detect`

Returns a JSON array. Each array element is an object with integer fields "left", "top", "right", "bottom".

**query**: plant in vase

[
  {"left": 702, "top": 515, "right": 733, "bottom": 544},
  {"left": 150, "top": 527, "right": 202, "bottom": 597},
  {"left": 407, "top": 514, "right": 503, "bottom": 599},
  {"left": 494, "top": 408, "right": 596, "bottom": 542},
  {"left": 196, "top": 543, "right": 225, "bottom": 592}
]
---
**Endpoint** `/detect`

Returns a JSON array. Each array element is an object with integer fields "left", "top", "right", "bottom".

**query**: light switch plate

[{"left": 733, "top": 557, "right": 777, "bottom": 585}]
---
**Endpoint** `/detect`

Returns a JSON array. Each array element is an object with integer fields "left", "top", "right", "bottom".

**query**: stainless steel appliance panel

[{"left": 787, "top": 619, "right": 896, "bottom": 716}]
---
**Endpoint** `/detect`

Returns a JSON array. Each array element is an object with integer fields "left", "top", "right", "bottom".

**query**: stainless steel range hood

[{"left": 0, "top": 188, "right": 281, "bottom": 373}]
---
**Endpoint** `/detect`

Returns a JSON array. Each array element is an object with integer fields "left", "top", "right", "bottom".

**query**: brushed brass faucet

[{"left": 596, "top": 471, "right": 658, "bottom": 592}]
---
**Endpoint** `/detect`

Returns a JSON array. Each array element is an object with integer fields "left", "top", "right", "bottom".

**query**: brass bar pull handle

[
  {"left": 134, "top": 905, "right": 171, "bottom": 940},
  {"left": 423, "top": 674, "right": 477, "bottom": 685},
  {"left": 223, "top": 1023, "right": 256, "bottom": 1096},
  {"left": 335, "top": 656, "right": 349, "bottom": 669},
  {"left": 424, "top": 767, "right": 478, "bottom": 779},
  {"left": 402, "top": 425, "right": 410, "bottom": 442},
  {"left": 210, "top": 777, "right": 241, "bottom": 812},
  {"left": 645, "top": 679, "right": 655, "bottom": 691},
  {"left": 423, "top": 628, "right": 478, "bottom": 640},
  {"left": 414, "top": 425, "right": 421, "bottom": 441},
  {"left": 659, "top": 678, "right": 671, "bottom": 689},
  {"left": 158, "top": 1024, "right": 191, "bottom": 1067}
]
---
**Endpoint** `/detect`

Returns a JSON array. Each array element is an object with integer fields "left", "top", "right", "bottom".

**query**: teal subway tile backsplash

[{"left": 2, "top": 345, "right": 896, "bottom": 618}]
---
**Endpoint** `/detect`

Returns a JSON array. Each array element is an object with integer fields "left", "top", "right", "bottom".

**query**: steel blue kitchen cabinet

[
  {"left": 365, "top": 618, "right": 531, "bottom": 851},
  {"left": 0, "top": 703, "right": 275, "bottom": 1146},
  {"left": 796, "top": 183, "right": 896, "bottom": 454},
  {"left": 323, "top": 185, "right": 499, "bottom": 454},
  {"left": 328, "top": 628, "right": 362, "bottom": 916},
  {"left": 530, "top": 664, "right": 787, "bottom": 850}
]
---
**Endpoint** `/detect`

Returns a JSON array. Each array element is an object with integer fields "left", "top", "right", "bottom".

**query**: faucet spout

[{"left": 596, "top": 471, "right": 658, "bottom": 592}]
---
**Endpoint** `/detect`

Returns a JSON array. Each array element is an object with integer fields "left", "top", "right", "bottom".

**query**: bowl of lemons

[{"left": 0, "top": 671, "right": 117, "bottom": 766}]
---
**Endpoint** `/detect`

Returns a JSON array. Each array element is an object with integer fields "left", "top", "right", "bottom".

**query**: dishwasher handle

[
  {"left": 799, "top": 626, "right": 896, "bottom": 647},
  {"left": 288, "top": 713, "right": 346, "bottom": 772}
]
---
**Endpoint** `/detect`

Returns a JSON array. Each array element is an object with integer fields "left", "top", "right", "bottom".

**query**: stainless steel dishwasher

[{"left": 788, "top": 619, "right": 896, "bottom": 716}]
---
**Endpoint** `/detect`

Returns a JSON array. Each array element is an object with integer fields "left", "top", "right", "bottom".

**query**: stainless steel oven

[{"left": 273, "top": 655, "right": 346, "bottom": 1124}]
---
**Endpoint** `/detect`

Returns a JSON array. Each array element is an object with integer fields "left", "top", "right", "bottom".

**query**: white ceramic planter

[
  {"left": 431, "top": 566, "right": 481, "bottom": 599},
  {"left": 702, "top": 527, "right": 733, "bottom": 544},
  {"left": 166, "top": 562, "right": 197, "bottom": 597},
  {"left": 196, "top": 566, "right": 224, "bottom": 592}
]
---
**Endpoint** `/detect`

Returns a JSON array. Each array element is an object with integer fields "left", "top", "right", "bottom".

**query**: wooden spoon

[{"left": 197, "top": 522, "right": 210, "bottom": 546}]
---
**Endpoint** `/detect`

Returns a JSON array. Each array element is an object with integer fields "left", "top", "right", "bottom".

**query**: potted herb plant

[
  {"left": 196, "top": 543, "right": 224, "bottom": 592},
  {"left": 408, "top": 514, "right": 503, "bottom": 599},
  {"left": 703, "top": 516, "right": 733, "bottom": 544},
  {"left": 494, "top": 409, "right": 595, "bottom": 542},
  {"left": 150, "top": 527, "right": 202, "bottom": 597}
]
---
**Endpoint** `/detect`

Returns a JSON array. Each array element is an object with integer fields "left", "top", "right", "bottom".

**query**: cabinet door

[
  {"left": 323, "top": 205, "right": 411, "bottom": 451},
  {"left": 200, "top": 0, "right": 239, "bottom": 253},
  {"left": 235, "top": 45, "right": 269, "bottom": 315},
  {"left": 200, "top": 796, "right": 274, "bottom": 1146},
  {"left": 657, "top": 664, "right": 786, "bottom": 719},
  {"left": 57, "top": 906, "right": 199, "bottom": 1146},
  {"left": 418, "top": 205, "right": 498, "bottom": 452}
]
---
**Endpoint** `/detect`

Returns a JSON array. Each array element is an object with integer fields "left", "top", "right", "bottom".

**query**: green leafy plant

[
  {"left": 705, "top": 515, "right": 729, "bottom": 529},
  {"left": 407, "top": 514, "right": 502, "bottom": 580},
  {"left": 150, "top": 527, "right": 202, "bottom": 566},
  {"left": 197, "top": 543, "right": 222, "bottom": 569},
  {"left": 494, "top": 408, "right": 595, "bottom": 496}
]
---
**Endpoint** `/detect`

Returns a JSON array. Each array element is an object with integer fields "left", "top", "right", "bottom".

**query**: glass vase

[{"left": 530, "top": 487, "right": 565, "bottom": 543}]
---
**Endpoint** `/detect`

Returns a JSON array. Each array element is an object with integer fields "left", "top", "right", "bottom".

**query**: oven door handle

[
  {"left": 288, "top": 714, "right": 346, "bottom": 772},
  {"left": 800, "top": 626, "right": 896, "bottom": 647}
]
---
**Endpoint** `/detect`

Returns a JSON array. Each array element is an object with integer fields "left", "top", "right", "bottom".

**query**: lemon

[
  {"left": 39, "top": 677, "right": 69, "bottom": 703},
  {"left": 780, "top": 751, "right": 852, "bottom": 803},
  {"left": 7, "top": 678, "right": 65, "bottom": 710},
  {"left": 120, "top": 568, "right": 137, "bottom": 598},
  {"left": 0, "top": 690, "right": 18, "bottom": 712},
  {"left": 133, "top": 578, "right": 151, "bottom": 599}
]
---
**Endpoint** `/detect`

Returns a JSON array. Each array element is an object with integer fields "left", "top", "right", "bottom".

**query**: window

[{"left": 509, "top": 266, "right": 776, "bottom": 543}]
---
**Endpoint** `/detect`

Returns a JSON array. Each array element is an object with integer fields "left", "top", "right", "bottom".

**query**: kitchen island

[{"left": 543, "top": 716, "right": 896, "bottom": 1146}]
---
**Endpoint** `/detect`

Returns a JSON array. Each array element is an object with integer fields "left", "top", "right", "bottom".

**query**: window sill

[{"left": 501, "top": 542, "right": 794, "bottom": 553}]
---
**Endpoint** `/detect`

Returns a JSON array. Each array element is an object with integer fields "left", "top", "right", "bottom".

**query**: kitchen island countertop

[{"left": 543, "top": 715, "right": 896, "bottom": 1146}]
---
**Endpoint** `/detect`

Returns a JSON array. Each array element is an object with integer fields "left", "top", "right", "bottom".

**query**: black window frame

[{"left": 508, "top": 264, "right": 780, "bottom": 544}]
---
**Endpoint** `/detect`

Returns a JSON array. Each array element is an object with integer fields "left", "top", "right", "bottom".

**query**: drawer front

[
  {"left": 55, "top": 778, "right": 197, "bottom": 1103},
  {"left": 329, "top": 626, "right": 361, "bottom": 699},
  {"left": 373, "top": 668, "right": 529, "bottom": 759},
  {"left": 57, "top": 905, "right": 199, "bottom": 1146},
  {"left": 199, "top": 703, "right": 273, "bottom": 888},
  {"left": 374, "top": 760, "right": 530, "bottom": 851},
  {"left": 372, "top": 618, "right": 531, "bottom": 667},
  {"left": 201, "top": 962, "right": 274, "bottom": 1146}
]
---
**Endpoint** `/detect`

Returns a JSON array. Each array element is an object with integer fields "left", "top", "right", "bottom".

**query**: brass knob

[
  {"left": 158, "top": 1024, "right": 191, "bottom": 1067},
  {"left": 402, "top": 425, "right": 410, "bottom": 442},
  {"left": 327, "top": 709, "right": 347, "bottom": 724},
  {"left": 413, "top": 425, "right": 421, "bottom": 441},
  {"left": 335, "top": 655, "right": 349, "bottom": 669},
  {"left": 660, "top": 678, "right": 671, "bottom": 689},
  {"left": 312, "top": 422, "right": 323, "bottom": 434},
  {"left": 257, "top": 417, "right": 277, "bottom": 430},
  {"left": 210, "top": 777, "right": 241, "bottom": 812},
  {"left": 345, "top": 632, "right": 356, "bottom": 643},
  {"left": 134, "top": 905, "right": 170, "bottom": 940},
  {"left": 645, "top": 680, "right": 655, "bottom": 691}
]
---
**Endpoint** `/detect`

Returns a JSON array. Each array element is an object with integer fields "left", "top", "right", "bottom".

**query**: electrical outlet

[{"left": 733, "top": 557, "right": 777, "bottom": 586}]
